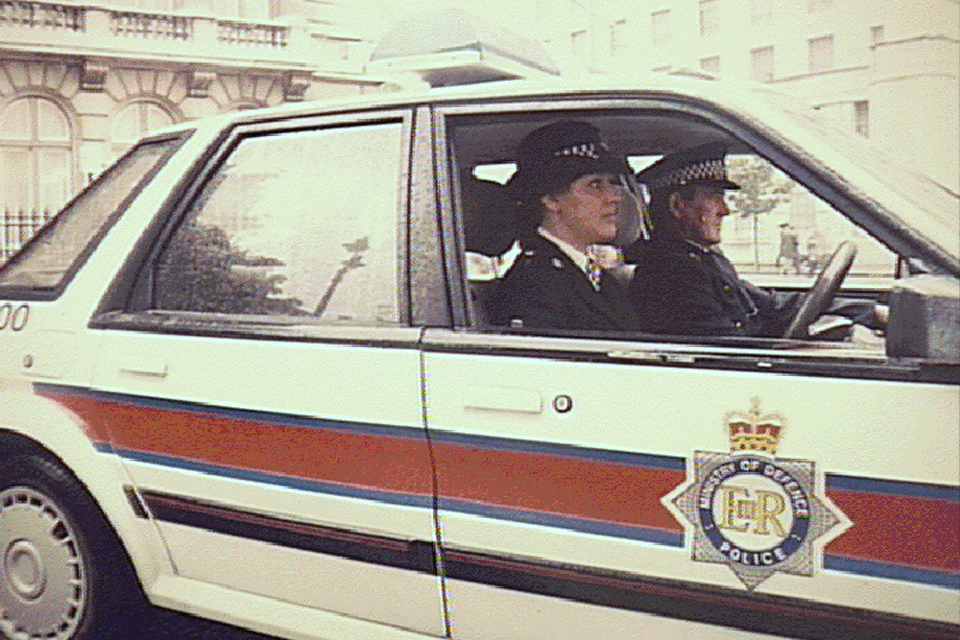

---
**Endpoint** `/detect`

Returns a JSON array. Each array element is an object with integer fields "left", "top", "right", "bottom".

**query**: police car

[{"left": 0, "top": 74, "right": 957, "bottom": 640}]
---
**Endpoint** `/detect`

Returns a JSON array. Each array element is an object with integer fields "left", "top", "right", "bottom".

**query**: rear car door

[
  {"left": 63, "top": 109, "right": 446, "bottom": 634},
  {"left": 422, "top": 100, "right": 959, "bottom": 640}
]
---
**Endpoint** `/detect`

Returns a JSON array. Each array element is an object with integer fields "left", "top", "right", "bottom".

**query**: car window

[
  {"left": 0, "top": 138, "right": 180, "bottom": 293},
  {"left": 152, "top": 122, "right": 404, "bottom": 325},
  {"left": 447, "top": 109, "right": 900, "bottom": 343},
  {"left": 720, "top": 153, "right": 897, "bottom": 287}
]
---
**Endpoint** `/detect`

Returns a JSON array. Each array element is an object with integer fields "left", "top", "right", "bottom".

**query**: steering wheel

[{"left": 783, "top": 240, "right": 857, "bottom": 339}]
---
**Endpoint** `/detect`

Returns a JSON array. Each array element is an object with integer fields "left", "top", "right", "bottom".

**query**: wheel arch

[{"left": 0, "top": 404, "right": 173, "bottom": 598}]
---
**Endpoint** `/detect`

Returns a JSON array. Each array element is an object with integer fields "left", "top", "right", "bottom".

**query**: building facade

[
  {"left": 532, "top": 0, "right": 959, "bottom": 188},
  {"left": 0, "top": 0, "right": 386, "bottom": 259},
  {"left": 3, "top": 0, "right": 957, "bottom": 263}
]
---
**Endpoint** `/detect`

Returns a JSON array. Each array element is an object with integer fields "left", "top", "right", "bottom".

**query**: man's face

[
  {"left": 671, "top": 184, "right": 731, "bottom": 246},
  {"left": 541, "top": 173, "right": 624, "bottom": 252}
]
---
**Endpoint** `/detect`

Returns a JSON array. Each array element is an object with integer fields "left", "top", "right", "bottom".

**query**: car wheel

[{"left": 0, "top": 449, "right": 146, "bottom": 640}]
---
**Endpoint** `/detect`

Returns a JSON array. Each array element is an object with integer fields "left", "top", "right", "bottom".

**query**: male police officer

[
  {"left": 624, "top": 143, "right": 805, "bottom": 337},
  {"left": 490, "top": 120, "right": 641, "bottom": 332},
  {"left": 624, "top": 143, "right": 881, "bottom": 337}
]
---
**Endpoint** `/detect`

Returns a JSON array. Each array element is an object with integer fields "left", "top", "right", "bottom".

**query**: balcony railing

[
  {"left": 111, "top": 10, "right": 191, "bottom": 41},
  {"left": 218, "top": 20, "right": 287, "bottom": 47},
  {"left": 0, "top": 1, "right": 83, "bottom": 31},
  {"left": 2, "top": 1, "right": 303, "bottom": 54}
]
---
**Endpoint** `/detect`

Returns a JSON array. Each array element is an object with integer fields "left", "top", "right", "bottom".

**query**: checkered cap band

[
  {"left": 646, "top": 159, "right": 729, "bottom": 189},
  {"left": 553, "top": 142, "right": 610, "bottom": 161}
]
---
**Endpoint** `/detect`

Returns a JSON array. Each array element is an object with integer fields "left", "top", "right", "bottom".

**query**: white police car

[{"left": 1, "top": 75, "right": 957, "bottom": 640}]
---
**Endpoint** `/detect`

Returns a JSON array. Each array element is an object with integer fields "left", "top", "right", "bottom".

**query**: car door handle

[
  {"left": 463, "top": 385, "right": 543, "bottom": 414},
  {"left": 119, "top": 356, "right": 168, "bottom": 378}
]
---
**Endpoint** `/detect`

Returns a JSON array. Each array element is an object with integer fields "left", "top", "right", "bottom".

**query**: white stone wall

[
  {"left": 0, "top": 1, "right": 384, "bottom": 202},
  {"left": 870, "top": 35, "right": 960, "bottom": 187},
  {"left": 1, "top": 58, "right": 312, "bottom": 183},
  {"left": 532, "top": 0, "right": 959, "bottom": 186}
]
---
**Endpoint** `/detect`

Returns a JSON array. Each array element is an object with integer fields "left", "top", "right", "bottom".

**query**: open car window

[
  {"left": 445, "top": 107, "right": 912, "bottom": 356},
  {"left": 719, "top": 153, "right": 897, "bottom": 289},
  {"left": 626, "top": 151, "right": 898, "bottom": 290}
]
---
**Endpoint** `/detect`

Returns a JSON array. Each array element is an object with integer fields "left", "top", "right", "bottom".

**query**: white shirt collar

[
  {"left": 538, "top": 227, "right": 590, "bottom": 274},
  {"left": 684, "top": 239, "right": 723, "bottom": 255}
]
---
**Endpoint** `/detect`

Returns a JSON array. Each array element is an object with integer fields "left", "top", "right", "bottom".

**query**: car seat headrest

[{"left": 461, "top": 172, "right": 517, "bottom": 257}]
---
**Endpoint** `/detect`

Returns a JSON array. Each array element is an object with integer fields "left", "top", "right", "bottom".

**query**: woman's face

[{"left": 540, "top": 173, "right": 624, "bottom": 252}]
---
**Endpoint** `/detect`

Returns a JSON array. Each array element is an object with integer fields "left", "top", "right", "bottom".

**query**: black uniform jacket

[
  {"left": 627, "top": 237, "right": 803, "bottom": 337},
  {"left": 490, "top": 235, "right": 641, "bottom": 332}
]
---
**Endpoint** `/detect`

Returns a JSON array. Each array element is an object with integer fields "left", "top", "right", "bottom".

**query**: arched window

[
  {"left": 0, "top": 96, "right": 75, "bottom": 215},
  {"left": 110, "top": 99, "right": 175, "bottom": 159}
]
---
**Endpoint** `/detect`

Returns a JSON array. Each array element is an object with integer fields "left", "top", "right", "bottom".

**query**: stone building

[
  {"left": 3, "top": 0, "right": 957, "bottom": 262},
  {"left": 0, "top": 0, "right": 387, "bottom": 259},
  {"left": 531, "top": 0, "right": 959, "bottom": 188}
]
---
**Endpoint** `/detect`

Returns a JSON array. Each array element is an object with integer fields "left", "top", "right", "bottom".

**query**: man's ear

[
  {"left": 668, "top": 192, "right": 684, "bottom": 220},
  {"left": 541, "top": 193, "right": 559, "bottom": 214}
]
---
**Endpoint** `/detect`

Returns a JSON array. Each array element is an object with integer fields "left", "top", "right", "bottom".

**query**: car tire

[{"left": 0, "top": 447, "right": 147, "bottom": 640}]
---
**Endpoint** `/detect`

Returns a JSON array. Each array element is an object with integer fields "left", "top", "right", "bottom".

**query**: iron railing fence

[{"left": 1, "top": 208, "right": 52, "bottom": 263}]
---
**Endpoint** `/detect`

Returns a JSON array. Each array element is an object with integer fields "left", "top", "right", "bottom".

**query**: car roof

[{"left": 155, "top": 72, "right": 742, "bottom": 131}]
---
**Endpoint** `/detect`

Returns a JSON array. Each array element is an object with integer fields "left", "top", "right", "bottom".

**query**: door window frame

[
  {"left": 0, "top": 131, "right": 189, "bottom": 300},
  {"left": 92, "top": 108, "right": 423, "bottom": 342},
  {"left": 431, "top": 96, "right": 952, "bottom": 383}
]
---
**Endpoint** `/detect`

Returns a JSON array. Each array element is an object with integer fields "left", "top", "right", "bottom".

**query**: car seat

[{"left": 460, "top": 171, "right": 517, "bottom": 325}]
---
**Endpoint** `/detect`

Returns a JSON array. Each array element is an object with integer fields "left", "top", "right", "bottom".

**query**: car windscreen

[
  {"left": 0, "top": 137, "right": 182, "bottom": 294},
  {"left": 740, "top": 86, "right": 959, "bottom": 264}
]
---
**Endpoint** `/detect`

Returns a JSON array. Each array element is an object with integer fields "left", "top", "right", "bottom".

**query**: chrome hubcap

[
  {"left": 0, "top": 487, "right": 86, "bottom": 640},
  {"left": 5, "top": 540, "right": 47, "bottom": 600}
]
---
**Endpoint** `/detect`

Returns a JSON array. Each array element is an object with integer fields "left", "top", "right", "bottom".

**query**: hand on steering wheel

[{"left": 783, "top": 241, "right": 857, "bottom": 339}]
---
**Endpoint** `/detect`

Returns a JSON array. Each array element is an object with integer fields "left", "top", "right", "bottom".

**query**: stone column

[{"left": 869, "top": 35, "right": 960, "bottom": 188}]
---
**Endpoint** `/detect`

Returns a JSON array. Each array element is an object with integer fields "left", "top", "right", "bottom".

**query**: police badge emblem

[{"left": 663, "top": 398, "right": 850, "bottom": 590}]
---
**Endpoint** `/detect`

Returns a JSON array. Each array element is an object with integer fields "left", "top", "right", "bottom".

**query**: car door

[
  {"left": 72, "top": 109, "right": 446, "bottom": 634},
  {"left": 423, "top": 331, "right": 958, "bottom": 638},
  {"left": 422, "top": 102, "right": 959, "bottom": 640}
]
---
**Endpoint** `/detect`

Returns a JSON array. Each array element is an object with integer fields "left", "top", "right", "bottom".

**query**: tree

[
  {"left": 313, "top": 236, "right": 369, "bottom": 318},
  {"left": 727, "top": 156, "right": 794, "bottom": 269},
  {"left": 156, "top": 223, "right": 303, "bottom": 315}
]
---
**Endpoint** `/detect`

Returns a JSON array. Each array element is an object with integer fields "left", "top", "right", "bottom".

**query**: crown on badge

[{"left": 725, "top": 398, "right": 783, "bottom": 455}]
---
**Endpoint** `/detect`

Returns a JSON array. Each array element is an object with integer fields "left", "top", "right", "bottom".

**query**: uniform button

[
  {"left": 734, "top": 321, "right": 743, "bottom": 328},
  {"left": 722, "top": 285, "right": 732, "bottom": 292}
]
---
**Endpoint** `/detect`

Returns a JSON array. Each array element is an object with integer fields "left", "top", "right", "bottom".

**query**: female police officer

[{"left": 489, "top": 120, "right": 642, "bottom": 332}]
